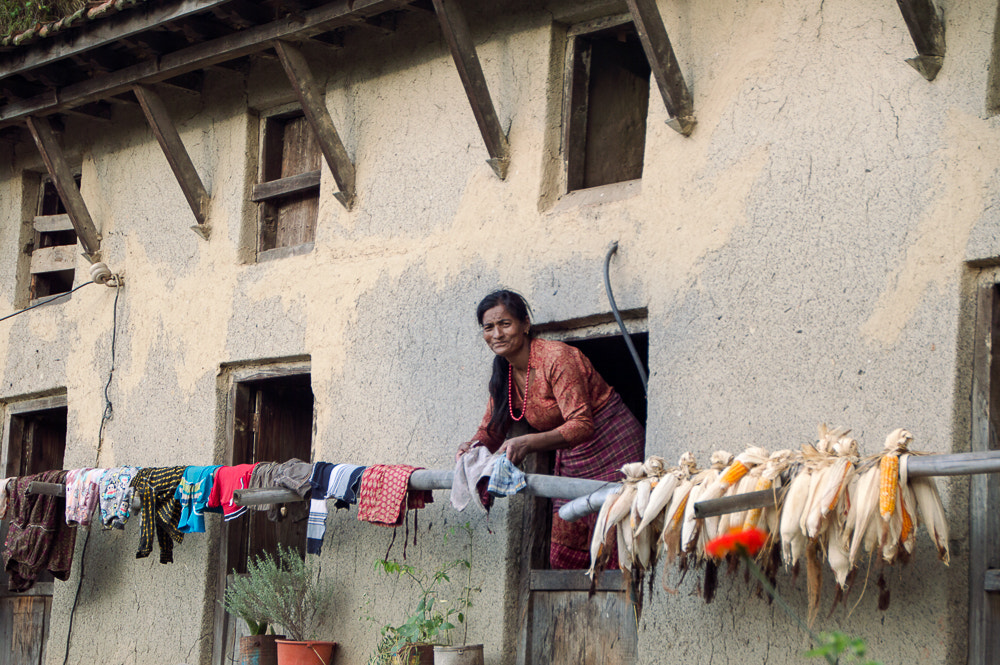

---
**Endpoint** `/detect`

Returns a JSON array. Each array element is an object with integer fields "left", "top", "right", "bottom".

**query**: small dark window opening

[
  {"left": 30, "top": 176, "right": 79, "bottom": 301},
  {"left": 254, "top": 111, "right": 321, "bottom": 253},
  {"left": 6, "top": 406, "right": 67, "bottom": 478},
  {"left": 567, "top": 332, "right": 648, "bottom": 427},
  {"left": 565, "top": 22, "right": 651, "bottom": 192}
]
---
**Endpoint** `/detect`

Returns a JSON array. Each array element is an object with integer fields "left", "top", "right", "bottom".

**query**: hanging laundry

[
  {"left": 65, "top": 468, "right": 108, "bottom": 527},
  {"left": 3, "top": 471, "right": 76, "bottom": 592},
  {"left": 207, "top": 464, "right": 257, "bottom": 521},
  {"left": 357, "top": 465, "right": 433, "bottom": 528},
  {"left": 252, "top": 458, "right": 311, "bottom": 522},
  {"left": 451, "top": 446, "right": 495, "bottom": 513},
  {"left": 99, "top": 466, "right": 139, "bottom": 529},
  {"left": 0, "top": 477, "right": 12, "bottom": 520},
  {"left": 327, "top": 464, "right": 366, "bottom": 508},
  {"left": 131, "top": 467, "right": 186, "bottom": 564},
  {"left": 488, "top": 454, "right": 527, "bottom": 497},
  {"left": 175, "top": 465, "right": 222, "bottom": 534},
  {"left": 307, "top": 462, "right": 335, "bottom": 555}
]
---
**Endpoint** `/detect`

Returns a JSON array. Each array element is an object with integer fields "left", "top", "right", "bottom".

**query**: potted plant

[
  {"left": 432, "top": 523, "right": 483, "bottom": 665},
  {"left": 224, "top": 545, "right": 337, "bottom": 665},
  {"left": 368, "top": 524, "right": 483, "bottom": 665}
]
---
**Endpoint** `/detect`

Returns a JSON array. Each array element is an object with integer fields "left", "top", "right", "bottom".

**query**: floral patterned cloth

[{"left": 356, "top": 465, "right": 432, "bottom": 527}]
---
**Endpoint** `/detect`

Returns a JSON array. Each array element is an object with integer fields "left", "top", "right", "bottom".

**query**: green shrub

[{"left": 1, "top": 1, "right": 85, "bottom": 38}]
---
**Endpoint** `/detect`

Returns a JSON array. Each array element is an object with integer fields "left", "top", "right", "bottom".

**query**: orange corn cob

[
  {"left": 879, "top": 455, "right": 899, "bottom": 520},
  {"left": 720, "top": 460, "right": 749, "bottom": 487},
  {"left": 899, "top": 493, "right": 913, "bottom": 544},
  {"left": 743, "top": 477, "right": 773, "bottom": 529},
  {"left": 669, "top": 495, "right": 689, "bottom": 530}
]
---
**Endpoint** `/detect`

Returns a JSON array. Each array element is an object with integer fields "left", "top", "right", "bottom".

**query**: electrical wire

[
  {"left": 0, "top": 280, "right": 95, "bottom": 323},
  {"left": 62, "top": 279, "right": 122, "bottom": 665},
  {"left": 602, "top": 242, "right": 648, "bottom": 394}
]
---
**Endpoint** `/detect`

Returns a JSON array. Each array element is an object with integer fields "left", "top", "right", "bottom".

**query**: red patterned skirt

[{"left": 549, "top": 392, "right": 644, "bottom": 569}]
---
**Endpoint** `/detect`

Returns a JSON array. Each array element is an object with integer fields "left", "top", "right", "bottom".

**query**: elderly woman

[{"left": 456, "top": 290, "right": 645, "bottom": 569}]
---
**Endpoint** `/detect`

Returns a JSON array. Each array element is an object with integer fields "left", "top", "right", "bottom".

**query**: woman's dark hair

[{"left": 477, "top": 290, "right": 532, "bottom": 437}]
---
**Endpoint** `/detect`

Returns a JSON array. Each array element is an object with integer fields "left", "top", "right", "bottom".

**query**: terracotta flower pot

[
  {"left": 433, "top": 644, "right": 484, "bottom": 665},
  {"left": 274, "top": 639, "right": 336, "bottom": 665},
  {"left": 239, "top": 634, "right": 285, "bottom": 665}
]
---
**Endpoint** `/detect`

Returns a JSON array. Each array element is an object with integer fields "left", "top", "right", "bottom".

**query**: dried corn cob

[{"left": 878, "top": 454, "right": 899, "bottom": 520}]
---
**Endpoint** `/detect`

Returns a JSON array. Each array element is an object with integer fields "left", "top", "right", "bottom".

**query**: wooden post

[
  {"left": 625, "top": 0, "right": 695, "bottom": 136},
  {"left": 25, "top": 116, "right": 102, "bottom": 261},
  {"left": 273, "top": 40, "right": 356, "bottom": 209},
  {"left": 430, "top": 0, "right": 511, "bottom": 179},
  {"left": 133, "top": 85, "right": 212, "bottom": 238},
  {"left": 895, "top": 0, "right": 945, "bottom": 81}
]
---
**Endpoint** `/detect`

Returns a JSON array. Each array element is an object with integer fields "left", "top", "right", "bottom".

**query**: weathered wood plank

[
  {"left": 895, "top": 0, "right": 945, "bottom": 81},
  {"left": 5, "top": 394, "right": 67, "bottom": 416},
  {"left": 0, "top": 1, "right": 413, "bottom": 129},
  {"left": 24, "top": 116, "right": 101, "bottom": 259},
  {"left": 567, "top": 13, "right": 633, "bottom": 37},
  {"left": 273, "top": 41, "right": 355, "bottom": 209},
  {"left": 133, "top": 84, "right": 211, "bottom": 232},
  {"left": 32, "top": 214, "right": 73, "bottom": 233},
  {"left": 251, "top": 170, "right": 321, "bottom": 202},
  {"left": 29, "top": 245, "right": 76, "bottom": 274},
  {"left": 431, "top": 0, "right": 510, "bottom": 179},
  {"left": 529, "top": 570, "right": 624, "bottom": 592},
  {"left": 624, "top": 0, "right": 695, "bottom": 136}
]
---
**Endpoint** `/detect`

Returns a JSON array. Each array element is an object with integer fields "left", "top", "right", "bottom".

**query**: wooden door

[
  {"left": 1, "top": 402, "right": 67, "bottom": 665},
  {"left": 970, "top": 285, "right": 1000, "bottom": 664},
  {"left": 215, "top": 371, "right": 313, "bottom": 664}
]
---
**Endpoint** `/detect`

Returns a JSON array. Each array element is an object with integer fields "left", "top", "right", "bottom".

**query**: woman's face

[{"left": 481, "top": 304, "right": 530, "bottom": 359}]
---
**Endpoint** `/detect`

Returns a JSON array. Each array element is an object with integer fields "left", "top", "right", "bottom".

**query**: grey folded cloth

[{"left": 451, "top": 446, "right": 496, "bottom": 513}]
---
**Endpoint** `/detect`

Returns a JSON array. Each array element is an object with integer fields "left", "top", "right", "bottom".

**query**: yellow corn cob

[
  {"left": 720, "top": 460, "right": 749, "bottom": 487},
  {"left": 742, "top": 477, "right": 773, "bottom": 529},
  {"left": 669, "top": 494, "right": 689, "bottom": 531},
  {"left": 879, "top": 455, "right": 899, "bottom": 520}
]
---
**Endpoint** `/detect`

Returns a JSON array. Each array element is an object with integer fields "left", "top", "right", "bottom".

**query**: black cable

[
  {"left": 63, "top": 280, "right": 122, "bottom": 665},
  {"left": 603, "top": 242, "right": 648, "bottom": 394},
  {"left": 0, "top": 280, "right": 95, "bottom": 323}
]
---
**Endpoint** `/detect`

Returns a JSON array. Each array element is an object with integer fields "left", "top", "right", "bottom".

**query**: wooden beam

[
  {"left": 625, "top": 0, "right": 695, "bottom": 136},
  {"left": 62, "top": 102, "right": 113, "bottom": 122},
  {"left": 250, "top": 170, "right": 320, "bottom": 202},
  {"left": 431, "top": 0, "right": 510, "bottom": 178},
  {"left": 24, "top": 116, "right": 101, "bottom": 260},
  {"left": 133, "top": 84, "right": 211, "bottom": 235},
  {"left": 895, "top": 0, "right": 945, "bottom": 81},
  {"left": 30, "top": 245, "right": 76, "bottom": 274},
  {"left": 33, "top": 214, "right": 74, "bottom": 233},
  {"left": 0, "top": 1, "right": 414, "bottom": 129},
  {"left": 273, "top": 40, "right": 356, "bottom": 209}
]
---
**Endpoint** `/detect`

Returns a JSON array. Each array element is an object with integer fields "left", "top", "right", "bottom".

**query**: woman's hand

[
  {"left": 455, "top": 441, "right": 474, "bottom": 461},
  {"left": 497, "top": 435, "right": 534, "bottom": 465}
]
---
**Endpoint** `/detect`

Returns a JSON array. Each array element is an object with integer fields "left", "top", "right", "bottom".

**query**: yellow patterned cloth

[{"left": 130, "top": 466, "right": 186, "bottom": 563}]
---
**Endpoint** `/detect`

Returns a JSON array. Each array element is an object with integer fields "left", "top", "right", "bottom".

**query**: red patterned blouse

[{"left": 471, "top": 338, "right": 614, "bottom": 451}]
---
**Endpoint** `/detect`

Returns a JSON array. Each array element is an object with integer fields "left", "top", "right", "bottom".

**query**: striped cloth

[
  {"left": 131, "top": 467, "right": 186, "bottom": 564},
  {"left": 550, "top": 392, "right": 644, "bottom": 569}
]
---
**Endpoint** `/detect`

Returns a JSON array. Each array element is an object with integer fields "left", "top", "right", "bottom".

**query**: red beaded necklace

[{"left": 507, "top": 360, "right": 531, "bottom": 422}]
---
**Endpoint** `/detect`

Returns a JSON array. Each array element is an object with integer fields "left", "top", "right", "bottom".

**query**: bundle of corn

[
  {"left": 659, "top": 452, "right": 701, "bottom": 564},
  {"left": 680, "top": 451, "right": 734, "bottom": 560},
  {"left": 586, "top": 461, "right": 644, "bottom": 580},
  {"left": 713, "top": 446, "right": 771, "bottom": 534}
]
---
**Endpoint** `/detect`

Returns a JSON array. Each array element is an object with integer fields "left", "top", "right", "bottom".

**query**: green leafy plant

[
  {"left": 805, "top": 632, "right": 882, "bottom": 665},
  {"left": 222, "top": 544, "right": 335, "bottom": 642},
  {"left": 0, "top": 0, "right": 84, "bottom": 38},
  {"left": 366, "top": 523, "right": 481, "bottom": 664}
]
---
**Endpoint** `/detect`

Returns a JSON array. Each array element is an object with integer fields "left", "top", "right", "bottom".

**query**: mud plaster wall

[{"left": 0, "top": 0, "right": 997, "bottom": 662}]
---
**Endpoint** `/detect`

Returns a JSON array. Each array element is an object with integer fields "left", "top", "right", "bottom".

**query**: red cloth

[
  {"left": 472, "top": 339, "right": 615, "bottom": 448},
  {"left": 356, "top": 465, "right": 432, "bottom": 527},
  {"left": 207, "top": 464, "right": 257, "bottom": 520}
]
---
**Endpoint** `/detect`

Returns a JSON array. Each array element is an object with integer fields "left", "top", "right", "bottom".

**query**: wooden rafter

[
  {"left": 24, "top": 116, "right": 101, "bottom": 261},
  {"left": 895, "top": 0, "right": 945, "bottom": 81},
  {"left": 0, "top": 0, "right": 414, "bottom": 130},
  {"left": 273, "top": 40, "right": 356, "bottom": 209},
  {"left": 133, "top": 84, "right": 211, "bottom": 236},
  {"left": 431, "top": 0, "right": 510, "bottom": 179},
  {"left": 625, "top": 0, "right": 695, "bottom": 136}
]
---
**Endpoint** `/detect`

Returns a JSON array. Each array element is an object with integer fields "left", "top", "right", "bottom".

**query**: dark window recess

[
  {"left": 565, "top": 22, "right": 651, "bottom": 192},
  {"left": 255, "top": 111, "right": 321, "bottom": 252},
  {"left": 30, "top": 176, "right": 79, "bottom": 300},
  {"left": 6, "top": 406, "right": 67, "bottom": 478},
  {"left": 228, "top": 373, "right": 313, "bottom": 572},
  {"left": 567, "top": 332, "right": 648, "bottom": 427}
]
